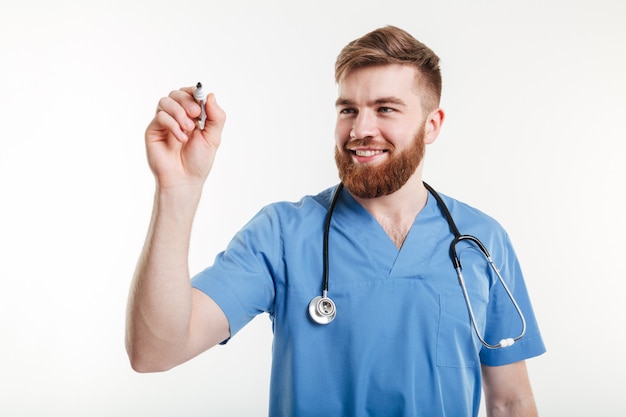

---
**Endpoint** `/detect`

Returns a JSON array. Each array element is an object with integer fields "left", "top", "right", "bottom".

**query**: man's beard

[{"left": 335, "top": 126, "right": 425, "bottom": 199}]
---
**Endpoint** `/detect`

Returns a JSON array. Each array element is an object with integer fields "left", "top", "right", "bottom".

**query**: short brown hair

[{"left": 335, "top": 26, "right": 442, "bottom": 112}]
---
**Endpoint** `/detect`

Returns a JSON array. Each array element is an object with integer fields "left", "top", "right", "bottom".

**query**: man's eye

[
  {"left": 379, "top": 107, "right": 394, "bottom": 113},
  {"left": 340, "top": 108, "right": 356, "bottom": 115}
]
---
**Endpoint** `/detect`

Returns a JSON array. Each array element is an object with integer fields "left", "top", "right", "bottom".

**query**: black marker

[{"left": 193, "top": 82, "right": 207, "bottom": 130}]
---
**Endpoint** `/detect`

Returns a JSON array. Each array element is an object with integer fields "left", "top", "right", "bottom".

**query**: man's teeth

[{"left": 355, "top": 149, "right": 383, "bottom": 157}]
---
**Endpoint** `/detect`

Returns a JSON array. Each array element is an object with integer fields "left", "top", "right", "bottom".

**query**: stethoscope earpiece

[{"left": 308, "top": 295, "right": 336, "bottom": 324}]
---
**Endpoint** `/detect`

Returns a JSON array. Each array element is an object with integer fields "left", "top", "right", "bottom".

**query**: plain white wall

[{"left": 1, "top": 0, "right": 624, "bottom": 415}]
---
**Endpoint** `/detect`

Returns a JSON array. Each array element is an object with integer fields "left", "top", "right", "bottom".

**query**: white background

[{"left": 1, "top": 0, "right": 624, "bottom": 415}]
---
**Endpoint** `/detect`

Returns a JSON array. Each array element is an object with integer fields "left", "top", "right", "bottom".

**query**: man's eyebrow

[
  {"left": 334, "top": 96, "right": 407, "bottom": 106},
  {"left": 373, "top": 96, "right": 406, "bottom": 106},
  {"left": 335, "top": 98, "right": 354, "bottom": 107}
]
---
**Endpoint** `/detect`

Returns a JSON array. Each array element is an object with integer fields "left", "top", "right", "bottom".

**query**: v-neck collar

[{"left": 331, "top": 187, "right": 445, "bottom": 278}]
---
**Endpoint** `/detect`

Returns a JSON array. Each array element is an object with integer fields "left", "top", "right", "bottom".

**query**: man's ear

[{"left": 424, "top": 108, "right": 445, "bottom": 145}]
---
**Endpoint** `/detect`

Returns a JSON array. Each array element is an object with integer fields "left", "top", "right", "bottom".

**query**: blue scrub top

[{"left": 192, "top": 185, "right": 545, "bottom": 417}]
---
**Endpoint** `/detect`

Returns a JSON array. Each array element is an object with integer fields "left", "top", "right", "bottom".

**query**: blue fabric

[{"left": 192, "top": 185, "right": 546, "bottom": 417}]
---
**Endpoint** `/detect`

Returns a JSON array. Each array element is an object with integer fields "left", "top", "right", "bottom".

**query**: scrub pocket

[{"left": 436, "top": 294, "right": 482, "bottom": 368}]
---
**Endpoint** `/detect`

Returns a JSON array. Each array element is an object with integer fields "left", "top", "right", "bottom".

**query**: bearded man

[{"left": 126, "top": 25, "right": 546, "bottom": 417}]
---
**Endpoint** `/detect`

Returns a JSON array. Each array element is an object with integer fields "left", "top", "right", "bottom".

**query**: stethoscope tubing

[
  {"left": 307, "top": 183, "right": 344, "bottom": 325},
  {"left": 311, "top": 182, "right": 527, "bottom": 349},
  {"left": 321, "top": 183, "right": 344, "bottom": 298},
  {"left": 424, "top": 182, "right": 527, "bottom": 349}
]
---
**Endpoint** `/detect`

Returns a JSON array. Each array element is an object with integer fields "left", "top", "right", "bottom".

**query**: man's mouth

[{"left": 353, "top": 149, "right": 385, "bottom": 157}]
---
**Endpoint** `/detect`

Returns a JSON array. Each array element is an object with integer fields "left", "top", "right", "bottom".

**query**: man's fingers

[
  {"left": 153, "top": 95, "right": 196, "bottom": 141},
  {"left": 150, "top": 86, "right": 225, "bottom": 147},
  {"left": 204, "top": 93, "right": 226, "bottom": 130},
  {"left": 151, "top": 110, "right": 188, "bottom": 143},
  {"left": 171, "top": 88, "right": 202, "bottom": 118}
]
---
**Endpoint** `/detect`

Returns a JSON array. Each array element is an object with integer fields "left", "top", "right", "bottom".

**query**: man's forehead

[{"left": 336, "top": 65, "right": 420, "bottom": 104}]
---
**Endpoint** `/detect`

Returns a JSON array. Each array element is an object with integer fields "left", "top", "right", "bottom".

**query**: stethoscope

[{"left": 308, "top": 182, "right": 527, "bottom": 349}]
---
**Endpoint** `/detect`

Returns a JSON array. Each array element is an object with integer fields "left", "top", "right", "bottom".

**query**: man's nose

[{"left": 351, "top": 111, "right": 377, "bottom": 140}]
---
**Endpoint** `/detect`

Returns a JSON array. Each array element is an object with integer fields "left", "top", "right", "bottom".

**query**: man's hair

[{"left": 335, "top": 25, "right": 442, "bottom": 113}]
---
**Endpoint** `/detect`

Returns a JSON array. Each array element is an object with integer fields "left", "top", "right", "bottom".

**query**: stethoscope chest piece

[{"left": 308, "top": 295, "right": 336, "bottom": 324}]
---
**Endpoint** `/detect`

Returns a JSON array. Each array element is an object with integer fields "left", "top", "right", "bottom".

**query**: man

[{"left": 126, "top": 26, "right": 545, "bottom": 416}]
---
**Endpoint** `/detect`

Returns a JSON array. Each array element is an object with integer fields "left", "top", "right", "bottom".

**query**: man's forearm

[
  {"left": 125, "top": 186, "right": 202, "bottom": 372},
  {"left": 486, "top": 392, "right": 538, "bottom": 417},
  {"left": 482, "top": 361, "right": 539, "bottom": 417}
]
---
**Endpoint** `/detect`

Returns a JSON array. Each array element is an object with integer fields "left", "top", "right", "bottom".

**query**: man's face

[{"left": 334, "top": 64, "right": 428, "bottom": 199}]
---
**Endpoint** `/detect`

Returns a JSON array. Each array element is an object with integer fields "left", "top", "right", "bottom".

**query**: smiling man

[{"left": 126, "top": 26, "right": 546, "bottom": 417}]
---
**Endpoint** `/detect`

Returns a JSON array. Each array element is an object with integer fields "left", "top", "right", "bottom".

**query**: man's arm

[
  {"left": 125, "top": 87, "right": 229, "bottom": 372},
  {"left": 481, "top": 361, "right": 538, "bottom": 417}
]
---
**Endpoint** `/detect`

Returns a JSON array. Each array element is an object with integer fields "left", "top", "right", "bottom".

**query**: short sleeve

[{"left": 191, "top": 205, "right": 281, "bottom": 339}]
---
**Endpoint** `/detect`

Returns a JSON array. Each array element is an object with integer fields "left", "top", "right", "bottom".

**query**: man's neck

[{"left": 351, "top": 174, "right": 428, "bottom": 249}]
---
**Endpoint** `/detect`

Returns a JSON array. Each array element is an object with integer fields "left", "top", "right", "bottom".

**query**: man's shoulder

[
  {"left": 434, "top": 191, "right": 506, "bottom": 234},
  {"left": 263, "top": 185, "right": 339, "bottom": 214},
  {"left": 244, "top": 185, "right": 339, "bottom": 228}
]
